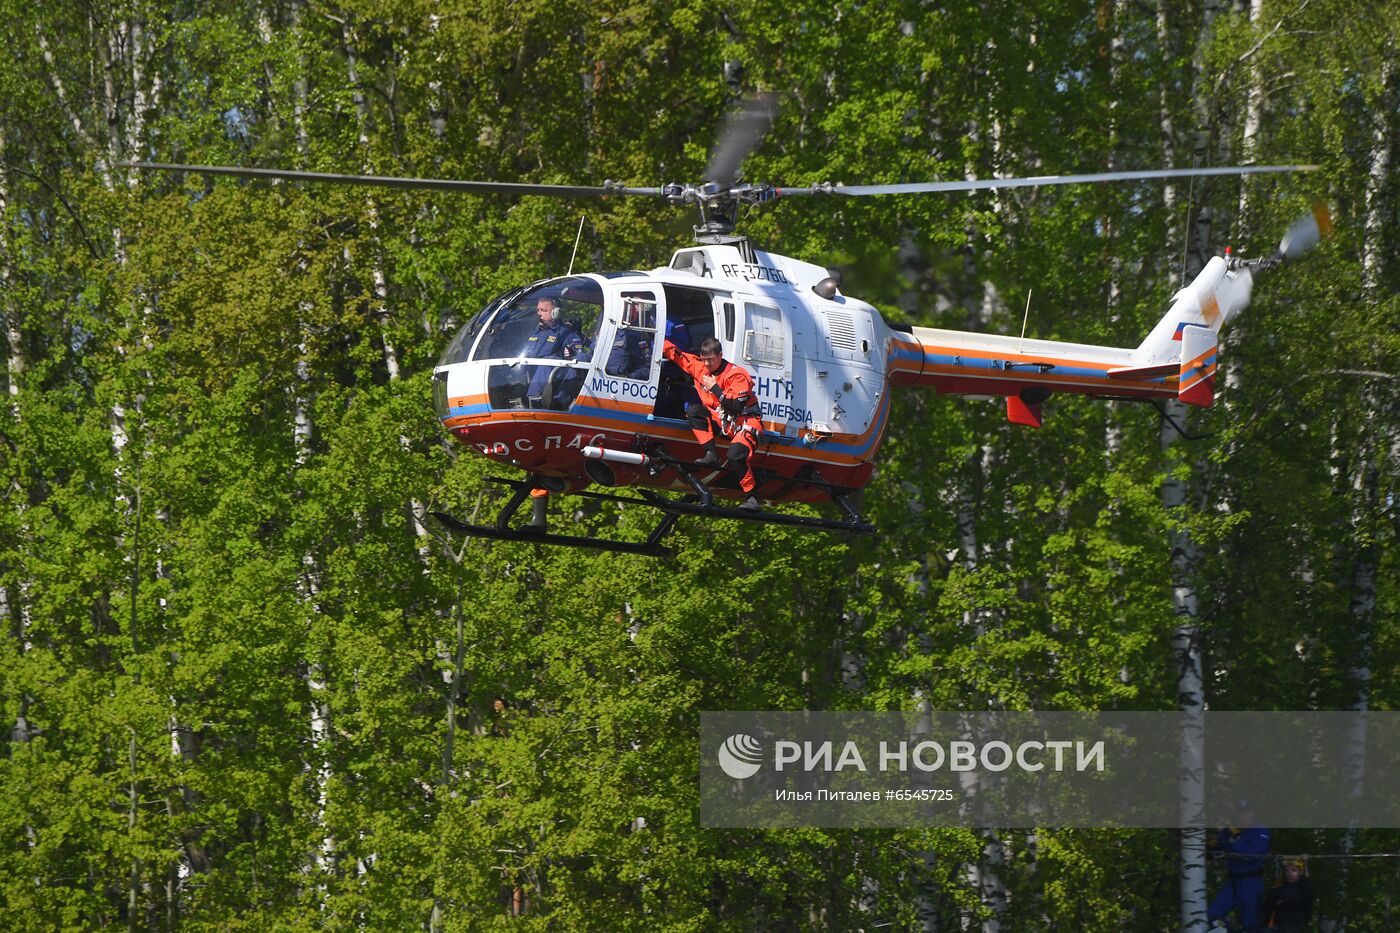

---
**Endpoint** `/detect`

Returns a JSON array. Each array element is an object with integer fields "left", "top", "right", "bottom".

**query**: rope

[{"left": 1211, "top": 851, "right": 1400, "bottom": 861}]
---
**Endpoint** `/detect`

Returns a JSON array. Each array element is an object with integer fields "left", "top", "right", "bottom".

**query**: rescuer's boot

[
  {"left": 740, "top": 494, "right": 762, "bottom": 511},
  {"left": 696, "top": 443, "right": 723, "bottom": 469},
  {"left": 524, "top": 490, "right": 549, "bottom": 532}
]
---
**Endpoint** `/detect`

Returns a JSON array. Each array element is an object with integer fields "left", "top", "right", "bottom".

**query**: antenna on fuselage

[
  {"left": 1179, "top": 154, "right": 1200, "bottom": 287},
  {"left": 567, "top": 214, "right": 587, "bottom": 276},
  {"left": 1018, "top": 288, "right": 1033, "bottom": 352}
]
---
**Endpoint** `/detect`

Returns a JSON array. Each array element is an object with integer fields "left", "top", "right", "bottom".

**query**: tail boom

[
  {"left": 884, "top": 252, "right": 1256, "bottom": 422},
  {"left": 887, "top": 328, "right": 1180, "bottom": 403}
]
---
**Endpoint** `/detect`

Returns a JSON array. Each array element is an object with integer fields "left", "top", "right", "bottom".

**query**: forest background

[{"left": 1, "top": 0, "right": 1397, "bottom": 930}]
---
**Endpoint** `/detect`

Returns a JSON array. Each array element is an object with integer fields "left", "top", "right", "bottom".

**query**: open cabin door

[{"left": 650, "top": 284, "right": 728, "bottom": 421}]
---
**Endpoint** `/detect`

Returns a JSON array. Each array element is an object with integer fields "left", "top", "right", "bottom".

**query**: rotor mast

[
  {"left": 661, "top": 181, "right": 780, "bottom": 243},
  {"left": 676, "top": 92, "right": 781, "bottom": 243}
]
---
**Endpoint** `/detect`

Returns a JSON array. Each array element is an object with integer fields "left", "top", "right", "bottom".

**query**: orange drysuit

[{"left": 662, "top": 340, "right": 762, "bottom": 493}]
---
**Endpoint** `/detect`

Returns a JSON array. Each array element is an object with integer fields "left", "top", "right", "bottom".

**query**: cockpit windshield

[
  {"left": 437, "top": 278, "right": 605, "bottom": 368},
  {"left": 437, "top": 286, "right": 518, "bottom": 368},
  {"left": 437, "top": 278, "right": 606, "bottom": 412},
  {"left": 474, "top": 279, "right": 603, "bottom": 362}
]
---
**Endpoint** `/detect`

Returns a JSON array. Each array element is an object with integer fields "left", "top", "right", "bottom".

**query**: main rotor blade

[
  {"left": 116, "top": 162, "right": 665, "bottom": 197},
  {"left": 822, "top": 164, "right": 1319, "bottom": 196},
  {"left": 705, "top": 92, "right": 778, "bottom": 187}
]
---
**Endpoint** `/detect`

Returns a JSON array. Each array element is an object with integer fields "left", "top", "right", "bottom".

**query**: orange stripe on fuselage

[
  {"left": 919, "top": 361, "right": 1172, "bottom": 393},
  {"left": 1184, "top": 346, "right": 1215, "bottom": 371},
  {"left": 1179, "top": 346, "right": 1217, "bottom": 392},
  {"left": 897, "top": 341, "right": 1174, "bottom": 393}
]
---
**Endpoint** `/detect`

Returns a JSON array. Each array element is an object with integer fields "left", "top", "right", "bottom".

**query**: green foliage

[{"left": 1, "top": 0, "right": 1396, "bottom": 929}]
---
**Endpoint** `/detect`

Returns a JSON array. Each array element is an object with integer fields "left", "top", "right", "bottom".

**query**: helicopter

[{"left": 121, "top": 99, "right": 1328, "bottom": 557}]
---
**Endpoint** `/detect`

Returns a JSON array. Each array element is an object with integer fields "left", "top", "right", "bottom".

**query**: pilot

[
  {"left": 525, "top": 297, "right": 583, "bottom": 404},
  {"left": 662, "top": 335, "right": 763, "bottom": 510},
  {"left": 607, "top": 298, "right": 655, "bottom": 380}
]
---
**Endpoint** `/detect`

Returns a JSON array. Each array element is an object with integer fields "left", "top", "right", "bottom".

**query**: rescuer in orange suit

[{"left": 662, "top": 335, "right": 763, "bottom": 510}]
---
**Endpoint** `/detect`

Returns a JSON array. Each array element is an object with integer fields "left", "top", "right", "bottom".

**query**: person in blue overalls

[
  {"left": 1207, "top": 801, "right": 1270, "bottom": 930},
  {"left": 665, "top": 317, "right": 690, "bottom": 352},
  {"left": 606, "top": 298, "right": 658, "bottom": 380},
  {"left": 655, "top": 316, "right": 696, "bottom": 419},
  {"left": 525, "top": 297, "right": 582, "bottom": 405}
]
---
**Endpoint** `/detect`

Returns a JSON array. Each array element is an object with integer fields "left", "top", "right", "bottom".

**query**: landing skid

[
  {"left": 430, "top": 508, "right": 679, "bottom": 556},
  {"left": 431, "top": 466, "right": 875, "bottom": 557},
  {"left": 430, "top": 478, "right": 680, "bottom": 556}
]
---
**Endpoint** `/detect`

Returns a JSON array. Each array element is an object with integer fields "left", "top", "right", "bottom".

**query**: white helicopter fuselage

[{"left": 433, "top": 241, "right": 1252, "bottom": 499}]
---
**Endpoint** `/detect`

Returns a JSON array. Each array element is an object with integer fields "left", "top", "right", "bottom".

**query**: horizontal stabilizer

[
  {"left": 1178, "top": 325, "right": 1217, "bottom": 408},
  {"left": 1107, "top": 362, "right": 1178, "bottom": 380},
  {"left": 1006, "top": 395, "right": 1043, "bottom": 427}
]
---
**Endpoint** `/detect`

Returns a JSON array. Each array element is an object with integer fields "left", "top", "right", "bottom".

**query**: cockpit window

[
  {"left": 436, "top": 285, "right": 522, "bottom": 367},
  {"left": 436, "top": 278, "right": 605, "bottom": 369},
  {"left": 471, "top": 278, "right": 603, "bottom": 362}
]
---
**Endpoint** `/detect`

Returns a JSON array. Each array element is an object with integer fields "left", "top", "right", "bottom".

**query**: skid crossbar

[{"left": 432, "top": 468, "right": 874, "bottom": 557}]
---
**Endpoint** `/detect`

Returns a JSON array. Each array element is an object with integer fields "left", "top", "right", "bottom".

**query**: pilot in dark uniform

[{"left": 525, "top": 298, "right": 583, "bottom": 404}]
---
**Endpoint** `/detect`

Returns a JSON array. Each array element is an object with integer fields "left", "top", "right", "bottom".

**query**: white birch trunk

[
  {"left": 1105, "top": 0, "right": 1126, "bottom": 319},
  {"left": 91, "top": 12, "right": 160, "bottom": 921},
  {"left": 1360, "top": 58, "right": 1393, "bottom": 300},
  {"left": 961, "top": 109, "right": 1001, "bottom": 333},
  {"left": 955, "top": 86, "right": 1008, "bottom": 915},
  {"left": 1170, "top": 6, "right": 1227, "bottom": 929},
  {"left": 342, "top": 21, "right": 430, "bottom": 548},
  {"left": 1168, "top": 461, "right": 1208, "bottom": 933},
  {"left": 1234, "top": 0, "right": 1264, "bottom": 233},
  {"left": 1, "top": 126, "right": 19, "bottom": 413},
  {"left": 251, "top": 3, "right": 334, "bottom": 895},
  {"left": 1156, "top": 0, "right": 1180, "bottom": 277},
  {"left": 954, "top": 445, "right": 1007, "bottom": 932},
  {"left": 1103, "top": 0, "right": 1130, "bottom": 458},
  {"left": 1224, "top": 0, "right": 1265, "bottom": 404},
  {"left": 1, "top": 126, "right": 37, "bottom": 870},
  {"left": 427, "top": 14, "right": 448, "bottom": 143},
  {"left": 1331, "top": 57, "right": 1393, "bottom": 931}
]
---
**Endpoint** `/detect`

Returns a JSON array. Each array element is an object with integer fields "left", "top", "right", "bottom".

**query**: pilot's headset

[{"left": 541, "top": 298, "right": 562, "bottom": 323}]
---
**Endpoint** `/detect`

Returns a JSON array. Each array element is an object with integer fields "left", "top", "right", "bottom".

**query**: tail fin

[
  {"left": 1136, "top": 257, "right": 1256, "bottom": 364},
  {"left": 1178, "top": 325, "right": 1217, "bottom": 408}
]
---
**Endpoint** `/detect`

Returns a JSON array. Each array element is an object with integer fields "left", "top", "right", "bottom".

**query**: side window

[
  {"left": 605, "top": 291, "right": 658, "bottom": 380},
  {"left": 723, "top": 302, "right": 736, "bottom": 342},
  {"left": 743, "top": 302, "right": 785, "bottom": 368}
]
